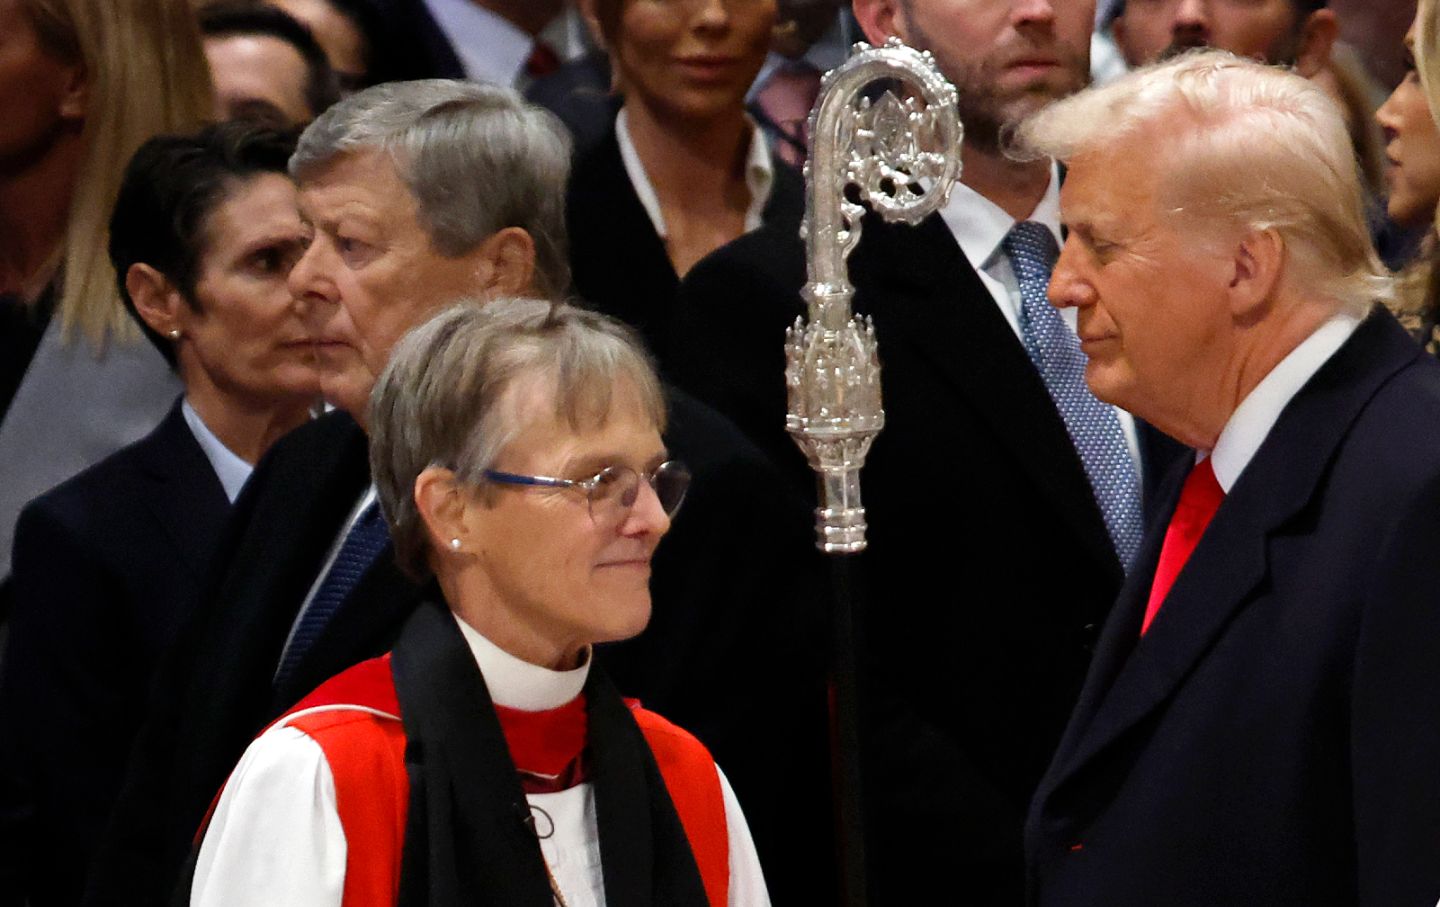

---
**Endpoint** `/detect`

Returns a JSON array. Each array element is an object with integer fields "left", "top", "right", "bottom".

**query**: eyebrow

[{"left": 565, "top": 449, "right": 669, "bottom": 476}]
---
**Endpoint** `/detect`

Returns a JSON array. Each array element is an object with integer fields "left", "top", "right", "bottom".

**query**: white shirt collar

[
  {"left": 940, "top": 161, "right": 1063, "bottom": 270},
  {"left": 421, "top": 0, "right": 533, "bottom": 85},
  {"left": 748, "top": 16, "right": 849, "bottom": 103},
  {"left": 181, "top": 398, "right": 253, "bottom": 503},
  {"left": 452, "top": 613, "right": 590, "bottom": 711},
  {"left": 1208, "top": 312, "right": 1362, "bottom": 492},
  {"left": 615, "top": 107, "right": 775, "bottom": 242}
]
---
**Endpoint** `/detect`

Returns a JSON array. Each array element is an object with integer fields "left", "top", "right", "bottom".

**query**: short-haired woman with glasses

[{"left": 189, "top": 298, "right": 772, "bottom": 906}]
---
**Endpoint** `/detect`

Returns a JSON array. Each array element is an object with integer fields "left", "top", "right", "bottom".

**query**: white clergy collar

[
  {"left": 1208, "top": 312, "right": 1362, "bottom": 492},
  {"left": 615, "top": 107, "right": 775, "bottom": 242},
  {"left": 453, "top": 613, "right": 590, "bottom": 711},
  {"left": 181, "top": 397, "right": 253, "bottom": 503},
  {"left": 941, "top": 160, "right": 1063, "bottom": 272}
]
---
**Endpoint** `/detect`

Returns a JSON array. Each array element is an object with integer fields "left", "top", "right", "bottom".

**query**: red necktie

[
  {"left": 525, "top": 41, "right": 561, "bottom": 79},
  {"left": 494, "top": 695, "right": 588, "bottom": 793},
  {"left": 1141, "top": 458, "right": 1225, "bottom": 635},
  {"left": 754, "top": 63, "right": 822, "bottom": 168}
]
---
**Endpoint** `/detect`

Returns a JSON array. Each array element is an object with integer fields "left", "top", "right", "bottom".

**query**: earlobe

[
  {"left": 415, "top": 467, "right": 473, "bottom": 557},
  {"left": 1293, "top": 10, "right": 1339, "bottom": 80},
  {"left": 852, "top": 0, "right": 903, "bottom": 46},
  {"left": 478, "top": 227, "right": 537, "bottom": 298},
  {"left": 57, "top": 62, "right": 88, "bottom": 121},
  {"left": 126, "top": 264, "right": 185, "bottom": 339},
  {"left": 1228, "top": 229, "right": 1284, "bottom": 320}
]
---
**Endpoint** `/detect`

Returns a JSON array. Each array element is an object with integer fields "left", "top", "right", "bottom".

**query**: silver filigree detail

[{"left": 787, "top": 37, "right": 962, "bottom": 553}]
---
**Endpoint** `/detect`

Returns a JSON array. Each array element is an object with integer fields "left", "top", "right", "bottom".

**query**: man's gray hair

[
  {"left": 292, "top": 79, "right": 572, "bottom": 298},
  {"left": 1012, "top": 49, "right": 1391, "bottom": 315},
  {"left": 369, "top": 298, "right": 667, "bottom": 579}
]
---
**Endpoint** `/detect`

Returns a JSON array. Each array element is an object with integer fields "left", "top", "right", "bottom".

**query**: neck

[
  {"left": 624, "top": 100, "right": 753, "bottom": 215},
  {"left": 181, "top": 365, "right": 313, "bottom": 465},
  {"left": 960, "top": 144, "right": 1051, "bottom": 221},
  {"left": 1168, "top": 298, "right": 1334, "bottom": 450},
  {"left": 0, "top": 136, "right": 83, "bottom": 300},
  {"left": 473, "top": 0, "right": 562, "bottom": 36},
  {"left": 443, "top": 570, "right": 587, "bottom": 671}
]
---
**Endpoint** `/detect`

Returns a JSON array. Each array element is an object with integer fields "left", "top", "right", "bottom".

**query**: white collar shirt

[
  {"left": 1207, "top": 312, "right": 1362, "bottom": 492},
  {"left": 420, "top": 1, "right": 586, "bottom": 87},
  {"left": 181, "top": 397, "right": 253, "bottom": 503},
  {"left": 615, "top": 108, "right": 775, "bottom": 241}
]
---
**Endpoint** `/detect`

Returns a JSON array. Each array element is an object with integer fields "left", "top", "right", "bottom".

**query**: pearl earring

[
  {"left": 449, "top": 538, "right": 462, "bottom": 551},
  {"left": 167, "top": 329, "right": 182, "bottom": 340}
]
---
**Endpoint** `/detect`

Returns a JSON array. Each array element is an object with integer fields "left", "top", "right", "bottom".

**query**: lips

[{"left": 675, "top": 55, "right": 741, "bottom": 82}]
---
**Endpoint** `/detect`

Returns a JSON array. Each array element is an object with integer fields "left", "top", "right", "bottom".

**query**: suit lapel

[
  {"left": 133, "top": 402, "right": 231, "bottom": 583},
  {"left": 856, "top": 213, "right": 1119, "bottom": 574},
  {"left": 1043, "top": 311, "right": 1422, "bottom": 796}
]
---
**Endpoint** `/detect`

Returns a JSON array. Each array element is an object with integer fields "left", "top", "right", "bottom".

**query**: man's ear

[
  {"left": 414, "top": 466, "right": 473, "bottom": 557},
  {"left": 476, "top": 227, "right": 537, "bottom": 298},
  {"left": 58, "top": 60, "right": 87, "bottom": 121},
  {"left": 1293, "top": 10, "right": 1339, "bottom": 80},
  {"left": 125, "top": 263, "right": 187, "bottom": 339},
  {"left": 1227, "top": 228, "right": 1285, "bottom": 322},
  {"left": 852, "top": 0, "right": 906, "bottom": 47}
]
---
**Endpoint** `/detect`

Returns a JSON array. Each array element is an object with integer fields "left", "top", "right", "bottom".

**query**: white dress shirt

[
  {"left": 180, "top": 398, "right": 253, "bottom": 503},
  {"left": 937, "top": 165, "right": 1142, "bottom": 468},
  {"left": 420, "top": 0, "right": 585, "bottom": 88},
  {"left": 194, "top": 614, "right": 772, "bottom": 907},
  {"left": 1207, "top": 313, "right": 1362, "bottom": 492},
  {"left": 615, "top": 108, "right": 775, "bottom": 241}
]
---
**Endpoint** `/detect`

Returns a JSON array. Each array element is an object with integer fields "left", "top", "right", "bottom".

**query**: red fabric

[
  {"left": 493, "top": 697, "right": 589, "bottom": 792},
  {"left": 525, "top": 41, "right": 560, "bottom": 78},
  {"left": 1141, "top": 458, "right": 1225, "bottom": 635},
  {"left": 289, "top": 708, "right": 409, "bottom": 907},
  {"left": 630, "top": 705, "right": 730, "bottom": 907},
  {"left": 250, "top": 658, "right": 728, "bottom": 907}
]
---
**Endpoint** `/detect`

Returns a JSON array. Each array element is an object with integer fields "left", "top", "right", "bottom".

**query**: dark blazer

[
  {"left": 0, "top": 400, "right": 229, "bottom": 906},
  {"left": 359, "top": 0, "right": 465, "bottom": 83},
  {"left": 671, "top": 209, "right": 1188, "bottom": 903},
  {"left": 566, "top": 124, "right": 805, "bottom": 368},
  {"left": 83, "top": 410, "right": 416, "bottom": 907},
  {"left": 1026, "top": 310, "right": 1440, "bottom": 907},
  {"left": 88, "top": 394, "right": 825, "bottom": 906}
]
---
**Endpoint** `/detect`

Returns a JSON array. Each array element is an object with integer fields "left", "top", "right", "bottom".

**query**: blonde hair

[
  {"left": 27, "top": 0, "right": 213, "bottom": 350},
  {"left": 1014, "top": 49, "right": 1391, "bottom": 316},
  {"left": 1417, "top": 0, "right": 1440, "bottom": 236}
]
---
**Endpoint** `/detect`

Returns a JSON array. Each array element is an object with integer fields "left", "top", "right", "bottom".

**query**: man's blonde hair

[{"left": 1013, "top": 49, "right": 1391, "bottom": 315}]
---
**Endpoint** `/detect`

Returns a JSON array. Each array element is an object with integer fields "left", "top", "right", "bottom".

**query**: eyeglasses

[{"left": 482, "top": 460, "right": 692, "bottom": 524}]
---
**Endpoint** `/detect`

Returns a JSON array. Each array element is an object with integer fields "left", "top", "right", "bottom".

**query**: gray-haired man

[{"left": 87, "top": 79, "right": 818, "bottom": 906}]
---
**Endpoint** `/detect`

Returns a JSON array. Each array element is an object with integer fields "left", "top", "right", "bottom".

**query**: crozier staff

[{"left": 191, "top": 298, "right": 771, "bottom": 906}]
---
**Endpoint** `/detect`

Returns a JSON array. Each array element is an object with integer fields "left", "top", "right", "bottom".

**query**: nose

[
  {"left": 692, "top": 0, "right": 730, "bottom": 31},
  {"left": 1047, "top": 236, "right": 1095, "bottom": 311},
  {"left": 1012, "top": 0, "right": 1057, "bottom": 27},
  {"left": 287, "top": 234, "right": 340, "bottom": 312},
  {"left": 620, "top": 476, "right": 672, "bottom": 540},
  {"left": 1173, "top": 0, "right": 1208, "bottom": 33},
  {"left": 1375, "top": 88, "right": 1402, "bottom": 138}
]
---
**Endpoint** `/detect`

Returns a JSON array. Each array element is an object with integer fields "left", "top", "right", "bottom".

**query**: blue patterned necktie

[
  {"left": 1003, "top": 221, "right": 1143, "bottom": 569},
  {"left": 274, "top": 500, "right": 391, "bottom": 689}
]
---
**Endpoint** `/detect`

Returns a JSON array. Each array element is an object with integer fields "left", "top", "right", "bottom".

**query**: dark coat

[
  {"left": 671, "top": 207, "right": 1188, "bottom": 904},
  {"left": 1027, "top": 310, "right": 1440, "bottom": 907},
  {"left": 0, "top": 401, "right": 230, "bottom": 906},
  {"left": 566, "top": 124, "right": 805, "bottom": 368}
]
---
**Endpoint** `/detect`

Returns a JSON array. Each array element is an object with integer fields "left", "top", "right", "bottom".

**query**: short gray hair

[
  {"left": 291, "top": 79, "right": 572, "bottom": 298},
  {"left": 1012, "top": 50, "right": 1391, "bottom": 315},
  {"left": 369, "top": 298, "right": 668, "bottom": 579}
]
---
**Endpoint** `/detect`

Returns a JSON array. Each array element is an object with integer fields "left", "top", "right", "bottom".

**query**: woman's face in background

[
  {"left": 613, "top": 0, "right": 777, "bottom": 123},
  {"left": 1378, "top": 14, "right": 1440, "bottom": 230},
  {"left": 0, "top": 0, "right": 84, "bottom": 175}
]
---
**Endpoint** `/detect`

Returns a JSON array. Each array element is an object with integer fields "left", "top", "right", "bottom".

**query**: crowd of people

[{"left": 1, "top": 0, "right": 1439, "bottom": 905}]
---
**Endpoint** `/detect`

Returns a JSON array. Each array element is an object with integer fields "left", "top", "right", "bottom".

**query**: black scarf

[{"left": 392, "top": 599, "right": 712, "bottom": 906}]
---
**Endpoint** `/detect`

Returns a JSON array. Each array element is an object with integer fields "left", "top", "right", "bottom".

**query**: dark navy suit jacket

[{"left": 1027, "top": 310, "right": 1440, "bottom": 907}]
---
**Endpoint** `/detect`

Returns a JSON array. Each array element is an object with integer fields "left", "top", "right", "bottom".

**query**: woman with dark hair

[
  {"left": 0, "top": 122, "right": 317, "bottom": 904},
  {"left": 565, "top": 0, "right": 801, "bottom": 367},
  {"left": 191, "top": 299, "right": 770, "bottom": 906}
]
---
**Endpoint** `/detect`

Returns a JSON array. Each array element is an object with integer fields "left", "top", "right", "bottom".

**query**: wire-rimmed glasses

[{"left": 482, "top": 460, "right": 692, "bottom": 524}]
